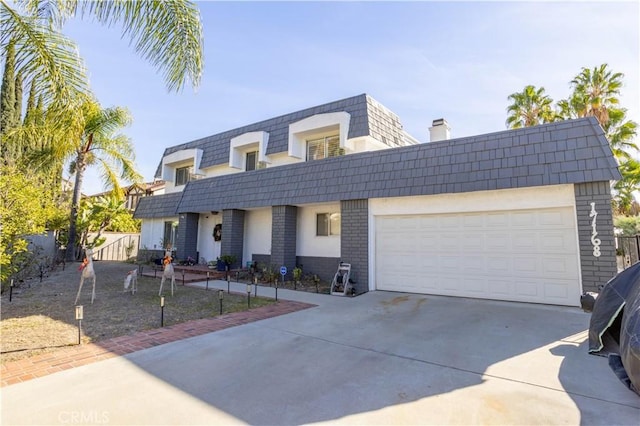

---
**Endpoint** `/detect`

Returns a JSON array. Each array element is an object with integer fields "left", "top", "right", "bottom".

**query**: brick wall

[
  {"left": 574, "top": 182, "right": 617, "bottom": 292},
  {"left": 221, "top": 209, "right": 245, "bottom": 269},
  {"left": 271, "top": 205, "right": 297, "bottom": 279},
  {"left": 296, "top": 256, "right": 341, "bottom": 283},
  {"left": 176, "top": 213, "right": 199, "bottom": 261},
  {"left": 341, "top": 199, "right": 368, "bottom": 294}
]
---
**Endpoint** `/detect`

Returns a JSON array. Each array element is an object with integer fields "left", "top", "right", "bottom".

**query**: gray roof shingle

[
  {"left": 135, "top": 115, "right": 620, "bottom": 218},
  {"left": 153, "top": 93, "right": 415, "bottom": 178},
  {"left": 133, "top": 192, "right": 183, "bottom": 219},
  {"left": 141, "top": 116, "right": 618, "bottom": 215}
]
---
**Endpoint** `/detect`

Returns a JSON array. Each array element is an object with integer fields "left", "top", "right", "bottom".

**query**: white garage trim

[
  {"left": 369, "top": 185, "right": 582, "bottom": 306},
  {"left": 370, "top": 184, "right": 576, "bottom": 216}
]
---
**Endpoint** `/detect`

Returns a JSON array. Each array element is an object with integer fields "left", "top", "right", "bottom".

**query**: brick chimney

[{"left": 429, "top": 118, "right": 450, "bottom": 142}]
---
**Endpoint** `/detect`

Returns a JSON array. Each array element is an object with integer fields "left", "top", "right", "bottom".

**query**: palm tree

[
  {"left": 604, "top": 107, "right": 639, "bottom": 160},
  {"left": 566, "top": 64, "right": 623, "bottom": 126},
  {"left": 1, "top": 0, "right": 203, "bottom": 260},
  {"left": 59, "top": 98, "right": 142, "bottom": 260},
  {"left": 506, "top": 85, "right": 556, "bottom": 129},
  {"left": 0, "top": 0, "right": 203, "bottom": 106},
  {"left": 558, "top": 64, "right": 639, "bottom": 214},
  {"left": 559, "top": 64, "right": 638, "bottom": 157},
  {"left": 77, "top": 192, "right": 131, "bottom": 250},
  {"left": 613, "top": 158, "right": 640, "bottom": 215}
]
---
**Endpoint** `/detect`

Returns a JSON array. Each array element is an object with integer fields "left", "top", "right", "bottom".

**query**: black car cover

[{"left": 588, "top": 262, "right": 640, "bottom": 395}]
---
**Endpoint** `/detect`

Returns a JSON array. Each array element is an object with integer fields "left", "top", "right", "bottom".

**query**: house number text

[{"left": 589, "top": 202, "right": 601, "bottom": 257}]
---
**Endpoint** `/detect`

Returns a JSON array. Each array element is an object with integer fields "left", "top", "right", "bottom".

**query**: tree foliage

[
  {"left": 2, "top": 0, "right": 204, "bottom": 262},
  {"left": 76, "top": 193, "right": 140, "bottom": 250},
  {"left": 614, "top": 215, "right": 640, "bottom": 237},
  {"left": 506, "top": 85, "right": 556, "bottom": 128},
  {"left": 48, "top": 97, "right": 143, "bottom": 260},
  {"left": 0, "top": 165, "right": 65, "bottom": 283},
  {"left": 0, "top": 39, "right": 16, "bottom": 134},
  {"left": 0, "top": 0, "right": 203, "bottom": 109}
]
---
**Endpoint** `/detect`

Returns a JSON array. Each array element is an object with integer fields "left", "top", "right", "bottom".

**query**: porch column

[
  {"left": 271, "top": 205, "right": 297, "bottom": 279},
  {"left": 574, "top": 182, "right": 617, "bottom": 292},
  {"left": 176, "top": 212, "right": 199, "bottom": 261},
  {"left": 221, "top": 209, "right": 245, "bottom": 269},
  {"left": 341, "top": 199, "right": 368, "bottom": 294}
]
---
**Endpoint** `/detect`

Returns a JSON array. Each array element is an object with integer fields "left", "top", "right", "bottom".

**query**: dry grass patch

[{"left": 1, "top": 261, "right": 275, "bottom": 363}]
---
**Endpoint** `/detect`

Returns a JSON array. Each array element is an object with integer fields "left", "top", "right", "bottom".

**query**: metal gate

[{"left": 616, "top": 235, "right": 640, "bottom": 270}]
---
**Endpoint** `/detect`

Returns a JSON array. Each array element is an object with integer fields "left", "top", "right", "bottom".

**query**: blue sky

[{"left": 62, "top": 1, "right": 640, "bottom": 195}]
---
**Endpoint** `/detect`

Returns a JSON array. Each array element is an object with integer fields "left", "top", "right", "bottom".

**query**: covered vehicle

[{"left": 588, "top": 262, "right": 640, "bottom": 395}]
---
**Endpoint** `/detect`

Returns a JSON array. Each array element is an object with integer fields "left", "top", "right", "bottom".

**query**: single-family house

[
  {"left": 134, "top": 93, "right": 620, "bottom": 306},
  {"left": 89, "top": 180, "right": 166, "bottom": 212}
]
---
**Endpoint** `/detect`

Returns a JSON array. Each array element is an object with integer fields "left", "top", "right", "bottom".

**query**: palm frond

[
  {"left": 0, "top": 1, "right": 89, "bottom": 104},
  {"left": 81, "top": 103, "right": 132, "bottom": 138},
  {"left": 17, "top": 0, "right": 78, "bottom": 29},
  {"left": 505, "top": 85, "right": 556, "bottom": 129},
  {"left": 93, "top": 134, "right": 142, "bottom": 182},
  {"left": 79, "top": 0, "right": 203, "bottom": 92}
]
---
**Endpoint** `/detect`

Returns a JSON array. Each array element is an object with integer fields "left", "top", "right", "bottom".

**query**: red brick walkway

[{"left": 1, "top": 300, "right": 314, "bottom": 388}]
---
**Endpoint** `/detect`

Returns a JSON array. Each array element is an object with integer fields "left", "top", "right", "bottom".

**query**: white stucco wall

[
  {"left": 244, "top": 208, "right": 272, "bottom": 265},
  {"left": 369, "top": 185, "right": 576, "bottom": 216},
  {"left": 197, "top": 213, "right": 223, "bottom": 263},
  {"left": 297, "top": 203, "right": 341, "bottom": 258},
  {"left": 140, "top": 218, "right": 178, "bottom": 250}
]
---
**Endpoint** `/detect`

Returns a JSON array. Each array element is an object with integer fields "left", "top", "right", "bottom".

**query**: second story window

[
  {"left": 307, "top": 135, "right": 341, "bottom": 161},
  {"left": 246, "top": 151, "right": 258, "bottom": 171},
  {"left": 175, "top": 166, "right": 192, "bottom": 186}
]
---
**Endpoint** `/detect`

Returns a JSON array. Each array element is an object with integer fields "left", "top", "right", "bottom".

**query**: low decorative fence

[{"left": 91, "top": 233, "right": 139, "bottom": 261}]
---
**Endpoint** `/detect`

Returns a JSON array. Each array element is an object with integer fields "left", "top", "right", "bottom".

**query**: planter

[{"left": 216, "top": 259, "right": 226, "bottom": 271}]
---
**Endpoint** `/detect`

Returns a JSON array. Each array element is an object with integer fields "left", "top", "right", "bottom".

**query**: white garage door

[{"left": 375, "top": 207, "right": 581, "bottom": 306}]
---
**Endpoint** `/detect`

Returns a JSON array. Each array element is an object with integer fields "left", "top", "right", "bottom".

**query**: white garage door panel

[{"left": 375, "top": 207, "right": 580, "bottom": 306}]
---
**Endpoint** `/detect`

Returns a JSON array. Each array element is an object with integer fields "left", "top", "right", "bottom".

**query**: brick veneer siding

[
  {"left": 341, "top": 199, "right": 368, "bottom": 294},
  {"left": 176, "top": 213, "right": 199, "bottom": 261},
  {"left": 574, "top": 182, "right": 617, "bottom": 292},
  {"left": 251, "top": 255, "right": 339, "bottom": 283},
  {"left": 252, "top": 254, "right": 271, "bottom": 268},
  {"left": 221, "top": 209, "right": 245, "bottom": 269},
  {"left": 271, "top": 206, "right": 297, "bottom": 279},
  {"left": 296, "top": 256, "right": 341, "bottom": 283}
]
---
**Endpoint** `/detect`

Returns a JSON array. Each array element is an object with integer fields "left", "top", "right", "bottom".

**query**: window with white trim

[
  {"left": 246, "top": 151, "right": 258, "bottom": 171},
  {"left": 175, "top": 166, "right": 192, "bottom": 186},
  {"left": 307, "top": 135, "right": 341, "bottom": 161},
  {"left": 163, "top": 221, "right": 178, "bottom": 249},
  {"left": 317, "top": 213, "right": 341, "bottom": 236}
]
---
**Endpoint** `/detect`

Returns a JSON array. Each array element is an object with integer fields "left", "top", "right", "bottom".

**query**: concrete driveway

[{"left": 2, "top": 282, "right": 639, "bottom": 425}]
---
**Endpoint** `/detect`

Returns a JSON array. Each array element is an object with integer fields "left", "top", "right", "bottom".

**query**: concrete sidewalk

[{"left": 2, "top": 280, "right": 639, "bottom": 425}]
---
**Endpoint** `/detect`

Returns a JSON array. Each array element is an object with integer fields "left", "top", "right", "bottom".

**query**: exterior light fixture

[
  {"left": 75, "top": 305, "right": 84, "bottom": 345},
  {"left": 160, "top": 297, "right": 165, "bottom": 327}
]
